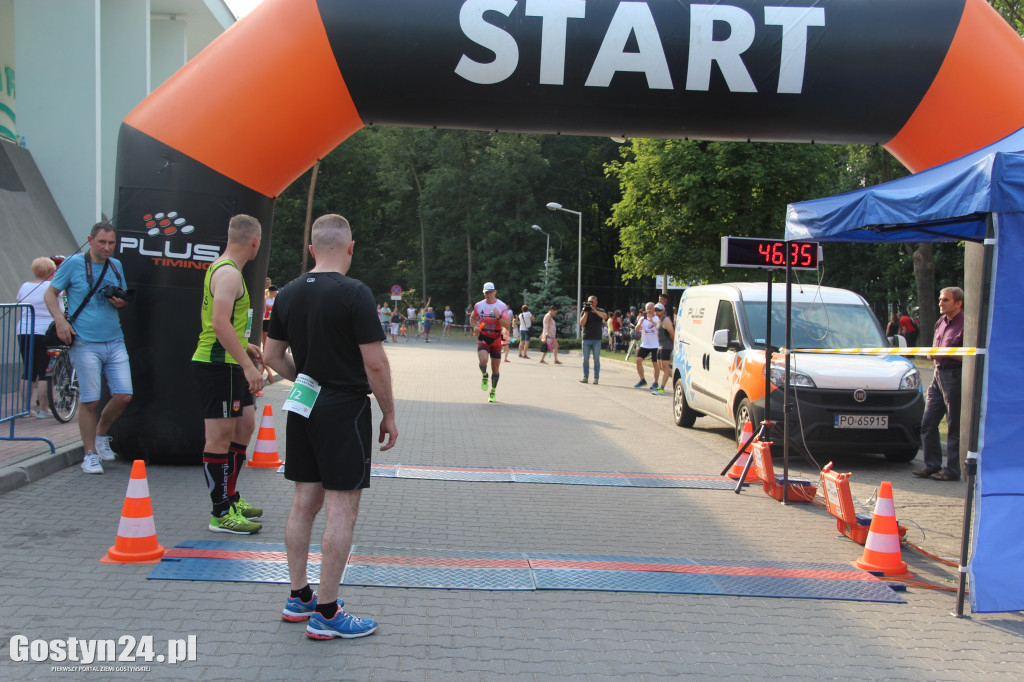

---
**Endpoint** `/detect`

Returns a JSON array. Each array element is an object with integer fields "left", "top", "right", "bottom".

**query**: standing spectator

[
  {"left": 634, "top": 302, "right": 660, "bottom": 389},
  {"left": 885, "top": 313, "right": 900, "bottom": 339},
  {"left": 264, "top": 213, "right": 396, "bottom": 640},
  {"left": 192, "top": 215, "right": 265, "bottom": 532},
  {"left": 579, "top": 295, "right": 608, "bottom": 384},
  {"left": 659, "top": 293, "right": 675, "bottom": 322},
  {"left": 539, "top": 304, "right": 561, "bottom": 365},
  {"left": 45, "top": 222, "right": 133, "bottom": 475},
  {"left": 389, "top": 308, "right": 403, "bottom": 343},
  {"left": 653, "top": 302, "right": 674, "bottom": 395},
  {"left": 17, "top": 257, "right": 58, "bottom": 418},
  {"left": 464, "top": 304, "right": 473, "bottom": 336},
  {"left": 407, "top": 304, "right": 418, "bottom": 335},
  {"left": 471, "top": 282, "right": 511, "bottom": 403},
  {"left": 518, "top": 305, "right": 534, "bottom": 358},
  {"left": 627, "top": 306, "right": 638, "bottom": 327},
  {"left": 443, "top": 305, "right": 455, "bottom": 336},
  {"left": 423, "top": 306, "right": 435, "bottom": 342},
  {"left": 380, "top": 302, "right": 391, "bottom": 339},
  {"left": 899, "top": 311, "right": 920, "bottom": 346},
  {"left": 913, "top": 287, "right": 965, "bottom": 482},
  {"left": 609, "top": 310, "right": 624, "bottom": 351}
]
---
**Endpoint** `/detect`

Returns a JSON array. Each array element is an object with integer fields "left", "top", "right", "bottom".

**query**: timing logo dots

[{"left": 143, "top": 211, "right": 195, "bottom": 237}]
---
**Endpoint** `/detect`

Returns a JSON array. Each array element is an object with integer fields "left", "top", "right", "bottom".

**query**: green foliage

[
  {"left": 607, "top": 140, "right": 844, "bottom": 285},
  {"left": 270, "top": 127, "right": 626, "bottom": 312},
  {"left": 523, "top": 254, "right": 576, "bottom": 336}
]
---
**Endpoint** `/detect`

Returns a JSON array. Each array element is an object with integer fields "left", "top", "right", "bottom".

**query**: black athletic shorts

[
  {"left": 637, "top": 346, "right": 658, "bottom": 360},
  {"left": 193, "top": 361, "right": 254, "bottom": 419},
  {"left": 478, "top": 333, "right": 503, "bottom": 359},
  {"left": 658, "top": 348, "right": 672, "bottom": 362},
  {"left": 284, "top": 390, "right": 372, "bottom": 490}
]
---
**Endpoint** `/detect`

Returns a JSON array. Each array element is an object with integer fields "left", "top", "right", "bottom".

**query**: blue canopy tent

[{"left": 786, "top": 128, "right": 1024, "bottom": 614}]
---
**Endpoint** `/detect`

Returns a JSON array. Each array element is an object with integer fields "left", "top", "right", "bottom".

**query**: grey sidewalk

[{"left": 1, "top": 336, "right": 1021, "bottom": 680}]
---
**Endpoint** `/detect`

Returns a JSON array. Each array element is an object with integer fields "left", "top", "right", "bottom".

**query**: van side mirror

[{"left": 713, "top": 329, "right": 738, "bottom": 351}]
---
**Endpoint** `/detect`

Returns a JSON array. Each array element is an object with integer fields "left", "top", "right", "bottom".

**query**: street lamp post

[
  {"left": 530, "top": 224, "right": 550, "bottom": 288},
  {"left": 546, "top": 202, "right": 582, "bottom": 338}
]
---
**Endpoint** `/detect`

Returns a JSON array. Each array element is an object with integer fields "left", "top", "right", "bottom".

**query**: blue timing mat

[
  {"left": 366, "top": 463, "right": 741, "bottom": 489},
  {"left": 147, "top": 541, "right": 904, "bottom": 603}
]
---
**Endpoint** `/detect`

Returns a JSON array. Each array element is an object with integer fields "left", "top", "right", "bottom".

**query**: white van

[{"left": 671, "top": 283, "right": 924, "bottom": 462}]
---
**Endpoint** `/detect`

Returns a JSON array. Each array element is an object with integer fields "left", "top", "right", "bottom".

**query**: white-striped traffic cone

[
  {"left": 247, "top": 404, "right": 283, "bottom": 468},
  {"left": 100, "top": 460, "right": 164, "bottom": 564}
]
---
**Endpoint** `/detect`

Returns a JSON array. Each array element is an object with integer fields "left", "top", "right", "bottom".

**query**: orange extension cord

[{"left": 803, "top": 491, "right": 963, "bottom": 592}]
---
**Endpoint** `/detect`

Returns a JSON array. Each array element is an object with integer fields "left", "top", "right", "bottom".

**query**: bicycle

[{"left": 46, "top": 345, "right": 79, "bottom": 423}]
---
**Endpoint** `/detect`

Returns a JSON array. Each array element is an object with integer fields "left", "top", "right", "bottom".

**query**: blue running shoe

[
  {"left": 634, "top": 379, "right": 647, "bottom": 388},
  {"left": 282, "top": 593, "right": 332, "bottom": 622},
  {"left": 650, "top": 382, "right": 659, "bottom": 391},
  {"left": 305, "top": 603, "right": 378, "bottom": 639}
]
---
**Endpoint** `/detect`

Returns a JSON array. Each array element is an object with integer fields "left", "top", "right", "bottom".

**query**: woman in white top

[
  {"left": 634, "top": 302, "right": 661, "bottom": 389},
  {"left": 17, "top": 257, "right": 59, "bottom": 418},
  {"left": 517, "top": 305, "right": 534, "bottom": 358}
]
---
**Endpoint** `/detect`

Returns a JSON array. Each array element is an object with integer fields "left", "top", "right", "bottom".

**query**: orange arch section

[
  {"left": 125, "top": 0, "right": 362, "bottom": 197},
  {"left": 886, "top": 0, "right": 1024, "bottom": 172}
]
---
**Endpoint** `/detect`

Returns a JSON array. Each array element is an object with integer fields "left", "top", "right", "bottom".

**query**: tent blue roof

[
  {"left": 785, "top": 127, "right": 1024, "bottom": 243},
  {"left": 784, "top": 125, "right": 1024, "bottom": 613}
]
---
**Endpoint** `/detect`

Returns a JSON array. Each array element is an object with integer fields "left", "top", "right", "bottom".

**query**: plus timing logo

[{"left": 120, "top": 210, "right": 220, "bottom": 269}]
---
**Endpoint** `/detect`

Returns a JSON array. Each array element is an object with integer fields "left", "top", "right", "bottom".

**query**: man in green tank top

[{"left": 192, "top": 214, "right": 266, "bottom": 534}]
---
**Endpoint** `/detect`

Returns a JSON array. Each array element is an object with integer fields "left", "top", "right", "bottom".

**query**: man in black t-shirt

[
  {"left": 579, "top": 295, "right": 608, "bottom": 384},
  {"left": 264, "top": 214, "right": 397, "bottom": 641}
]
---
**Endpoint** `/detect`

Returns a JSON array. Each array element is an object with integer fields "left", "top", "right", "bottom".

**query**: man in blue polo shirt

[{"left": 45, "top": 222, "right": 133, "bottom": 475}]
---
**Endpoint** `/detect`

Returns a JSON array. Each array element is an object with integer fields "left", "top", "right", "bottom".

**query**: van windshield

[{"left": 742, "top": 302, "right": 886, "bottom": 349}]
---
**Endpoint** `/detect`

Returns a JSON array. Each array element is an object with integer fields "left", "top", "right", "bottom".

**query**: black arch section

[{"left": 319, "top": 0, "right": 962, "bottom": 143}]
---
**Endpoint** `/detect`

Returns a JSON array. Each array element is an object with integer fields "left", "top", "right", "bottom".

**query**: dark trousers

[{"left": 920, "top": 365, "right": 962, "bottom": 476}]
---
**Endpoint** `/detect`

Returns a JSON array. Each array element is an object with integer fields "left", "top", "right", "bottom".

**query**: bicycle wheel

[{"left": 48, "top": 349, "right": 79, "bottom": 423}]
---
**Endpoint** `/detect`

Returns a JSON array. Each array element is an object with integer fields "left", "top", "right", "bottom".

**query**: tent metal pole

[
  {"left": 955, "top": 214, "right": 996, "bottom": 617},
  {"left": 783, "top": 257, "right": 793, "bottom": 504},
  {"left": 764, "top": 269, "right": 773, "bottom": 425}
]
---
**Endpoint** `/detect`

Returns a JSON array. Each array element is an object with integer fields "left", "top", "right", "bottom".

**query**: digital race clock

[{"left": 720, "top": 236, "right": 821, "bottom": 271}]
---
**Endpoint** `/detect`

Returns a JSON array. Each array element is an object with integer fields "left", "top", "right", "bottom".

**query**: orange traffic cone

[
  {"left": 101, "top": 460, "right": 165, "bottom": 564},
  {"left": 727, "top": 419, "right": 762, "bottom": 483},
  {"left": 247, "top": 404, "right": 283, "bottom": 468},
  {"left": 853, "top": 481, "right": 910, "bottom": 576}
]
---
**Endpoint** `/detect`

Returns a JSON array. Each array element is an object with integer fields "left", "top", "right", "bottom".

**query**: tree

[
  {"left": 607, "top": 139, "right": 843, "bottom": 284},
  {"left": 524, "top": 254, "right": 575, "bottom": 336}
]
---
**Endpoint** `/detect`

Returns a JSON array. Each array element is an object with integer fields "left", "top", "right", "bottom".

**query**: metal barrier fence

[{"left": 0, "top": 303, "right": 55, "bottom": 452}]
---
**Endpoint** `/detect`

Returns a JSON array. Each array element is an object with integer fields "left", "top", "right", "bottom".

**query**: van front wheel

[
  {"left": 734, "top": 398, "right": 754, "bottom": 446},
  {"left": 673, "top": 378, "right": 697, "bottom": 427}
]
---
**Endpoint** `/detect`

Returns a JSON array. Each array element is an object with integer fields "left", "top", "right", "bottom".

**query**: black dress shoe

[
  {"left": 912, "top": 468, "right": 939, "bottom": 478},
  {"left": 931, "top": 471, "right": 961, "bottom": 481}
]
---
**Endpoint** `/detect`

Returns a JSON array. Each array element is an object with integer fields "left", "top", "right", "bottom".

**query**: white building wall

[
  {"left": 151, "top": 16, "right": 186, "bottom": 94},
  {"left": 0, "top": 0, "right": 15, "bottom": 142},
  {"left": 5, "top": 0, "right": 231, "bottom": 244},
  {"left": 101, "top": 0, "right": 150, "bottom": 227},
  {"left": 15, "top": 0, "right": 102, "bottom": 242}
]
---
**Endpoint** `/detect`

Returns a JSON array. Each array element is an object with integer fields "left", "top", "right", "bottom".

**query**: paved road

[{"left": 1, "top": 337, "right": 1021, "bottom": 680}]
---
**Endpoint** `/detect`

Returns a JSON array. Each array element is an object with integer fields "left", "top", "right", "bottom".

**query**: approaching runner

[{"left": 471, "top": 282, "right": 511, "bottom": 403}]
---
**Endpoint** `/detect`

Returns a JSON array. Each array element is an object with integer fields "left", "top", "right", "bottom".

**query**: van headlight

[
  {"left": 900, "top": 367, "right": 921, "bottom": 391},
  {"left": 769, "top": 365, "right": 816, "bottom": 388}
]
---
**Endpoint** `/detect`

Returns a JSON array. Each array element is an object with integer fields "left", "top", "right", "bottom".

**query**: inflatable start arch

[{"left": 111, "top": 0, "right": 1024, "bottom": 462}]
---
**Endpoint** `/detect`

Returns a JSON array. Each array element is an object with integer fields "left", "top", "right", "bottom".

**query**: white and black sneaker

[
  {"left": 81, "top": 452, "right": 104, "bottom": 474},
  {"left": 95, "top": 435, "right": 117, "bottom": 461}
]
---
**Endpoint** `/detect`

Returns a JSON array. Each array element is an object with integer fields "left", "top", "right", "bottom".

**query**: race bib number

[{"left": 282, "top": 373, "right": 321, "bottom": 418}]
